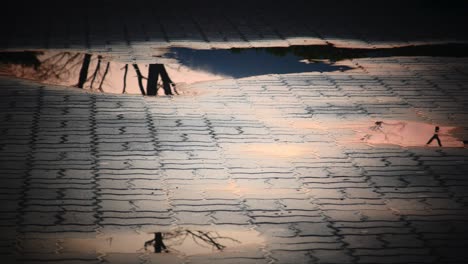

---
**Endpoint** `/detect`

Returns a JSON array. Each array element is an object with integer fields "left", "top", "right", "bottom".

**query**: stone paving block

[
  {"left": 21, "top": 212, "right": 58, "bottom": 226},
  {"left": 99, "top": 200, "right": 134, "bottom": 212},
  {"left": 294, "top": 222, "right": 336, "bottom": 237},
  {"left": 270, "top": 251, "right": 313, "bottom": 264},
  {"left": 173, "top": 211, "right": 212, "bottom": 225},
  {"left": 357, "top": 255, "right": 436, "bottom": 264},
  {"left": 343, "top": 235, "right": 384, "bottom": 249},
  {"left": 211, "top": 211, "right": 251, "bottom": 225},
  {"left": 279, "top": 199, "right": 318, "bottom": 211},
  {"left": 380, "top": 234, "right": 425, "bottom": 248},
  {"left": 244, "top": 199, "right": 280, "bottom": 211},
  {"left": 309, "top": 249, "right": 354, "bottom": 264},
  {"left": 344, "top": 188, "right": 381, "bottom": 199},
  {"left": 309, "top": 189, "right": 345, "bottom": 200},
  {"left": 61, "top": 212, "right": 97, "bottom": 225}
]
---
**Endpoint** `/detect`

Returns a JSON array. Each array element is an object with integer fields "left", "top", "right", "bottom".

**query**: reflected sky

[{"left": 168, "top": 48, "right": 351, "bottom": 78}]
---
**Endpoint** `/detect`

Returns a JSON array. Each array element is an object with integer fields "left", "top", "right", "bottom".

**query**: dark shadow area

[
  {"left": 258, "top": 43, "right": 468, "bottom": 62},
  {"left": 1, "top": 0, "right": 468, "bottom": 50},
  {"left": 0, "top": 51, "right": 42, "bottom": 69}
]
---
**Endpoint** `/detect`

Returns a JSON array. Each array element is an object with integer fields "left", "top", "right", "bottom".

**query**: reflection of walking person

[{"left": 426, "top": 126, "right": 442, "bottom": 147}]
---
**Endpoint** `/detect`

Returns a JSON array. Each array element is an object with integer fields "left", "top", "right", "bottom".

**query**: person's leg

[
  {"left": 426, "top": 135, "right": 436, "bottom": 145},
  {"left": 435, "top": 136, "right": 442, "bottom": 146}
]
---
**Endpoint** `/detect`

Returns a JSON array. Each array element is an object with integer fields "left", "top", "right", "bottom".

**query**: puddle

[
  {"left": 251, "top": 119, "right": 464, "bottom": 148},
  {"left": 3, "top": 43, "right": 467, "bottom": 95},
  {"left": 229, "top": 143, "right": 317, "bottom": 159},
  {"left": 0, "top": 47, "right": 352, "bottom": 95},
  {"left": 292, "top": 119, "right": 465, "bottom": 148},
  {"left": 21, "top": 226, "right": 263, "bottom": 257},
  {"left": 356, "top": 120, "right": 464, "bottom": 147}
]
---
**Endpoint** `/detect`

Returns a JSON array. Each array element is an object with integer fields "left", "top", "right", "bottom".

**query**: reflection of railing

[{"left": 144, "top": 228, "right": 241, "bottom": 253}]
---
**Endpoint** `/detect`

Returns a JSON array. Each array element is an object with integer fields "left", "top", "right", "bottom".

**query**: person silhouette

[{"left": 426, "top": 126, "right": 442, "bottom": 147}]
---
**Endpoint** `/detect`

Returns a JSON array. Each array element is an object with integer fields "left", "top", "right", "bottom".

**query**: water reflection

[
  {"left": 356, "top": 120, "right": 463, "bottom": 147},
  {"left": 0, "top": 51, "right": 226, "bottom": 95},
  {"left": 169, "top": 43, "right": 468, "bottom": 78},
  {"left": 426, "top": 126, "right": 442, "bottom": 147},
  {"left": 144, "top": 228, "right": 241, "bottom": 254},
  {"left": 169, "top": 47, "right": 352, "bottom": 78},
  {"left": 19, "top": 227, "right": 263, "bottom": 257},
  {"left": 2, "top": 43, "right": 468, "bottom": 94}
]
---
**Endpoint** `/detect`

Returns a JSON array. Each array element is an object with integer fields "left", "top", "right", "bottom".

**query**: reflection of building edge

[{"left": 144, "top": 229, "right": 241, "bottom": 254}]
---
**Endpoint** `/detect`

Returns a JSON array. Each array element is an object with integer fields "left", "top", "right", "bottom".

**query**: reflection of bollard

[{"left": 144, "top": 232, "right": 167, "bottom": 253}]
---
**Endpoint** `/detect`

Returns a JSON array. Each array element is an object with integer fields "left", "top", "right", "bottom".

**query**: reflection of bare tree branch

[
  {"left": 30, "top": 52, "right": 85, "bottom": 84},
  {"left": 144, "top": 228, "right": 240, "bottom": 254},
  {"left": 122, "top": 64, "right": 128, "bottom": 94},
  {"left": 186, "top": 230, "right": 225, "bottom": 250},
  {"left": 90, "top": 56, "right": 102, "bottom": 89},
  {"left": 98, "top": 62, "right": 110, "bottom": 92},
  {"left": 132, "top": 64, "right": 146, "bottom": 95},
  {"left": 37, "top": 53, "right": 69, "bottom": 80}
]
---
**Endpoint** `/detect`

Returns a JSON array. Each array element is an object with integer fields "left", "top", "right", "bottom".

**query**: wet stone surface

[{"left": 1, "top": 54, "right": 468, "bottom": 263}]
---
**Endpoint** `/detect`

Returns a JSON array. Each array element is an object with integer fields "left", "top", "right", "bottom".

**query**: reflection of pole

[
  {"left": 77, "top": 54, "right": 92, "bottom": 88},
  {"left": 158, "top": 64, "right": 173, "bottom": 95},
  {"left": 146, "top": 64, "right": 159, "bottom": 96},
  {"left": 90, "top": 56, "right": 102, "bottom": 89},
  {"left": 122, "top": 64, "right": 128, "bottom": 94},
  {"left": 154, "top": 232, "right": 166, "bottom": 253},
  {"left": 132, "top": 64, "right": 146, "bottom": 95}
]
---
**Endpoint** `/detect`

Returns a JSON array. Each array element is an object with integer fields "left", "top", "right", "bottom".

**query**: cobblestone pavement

[{"left": 1, "top": 55, "right": 468, "bottom": 263}]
